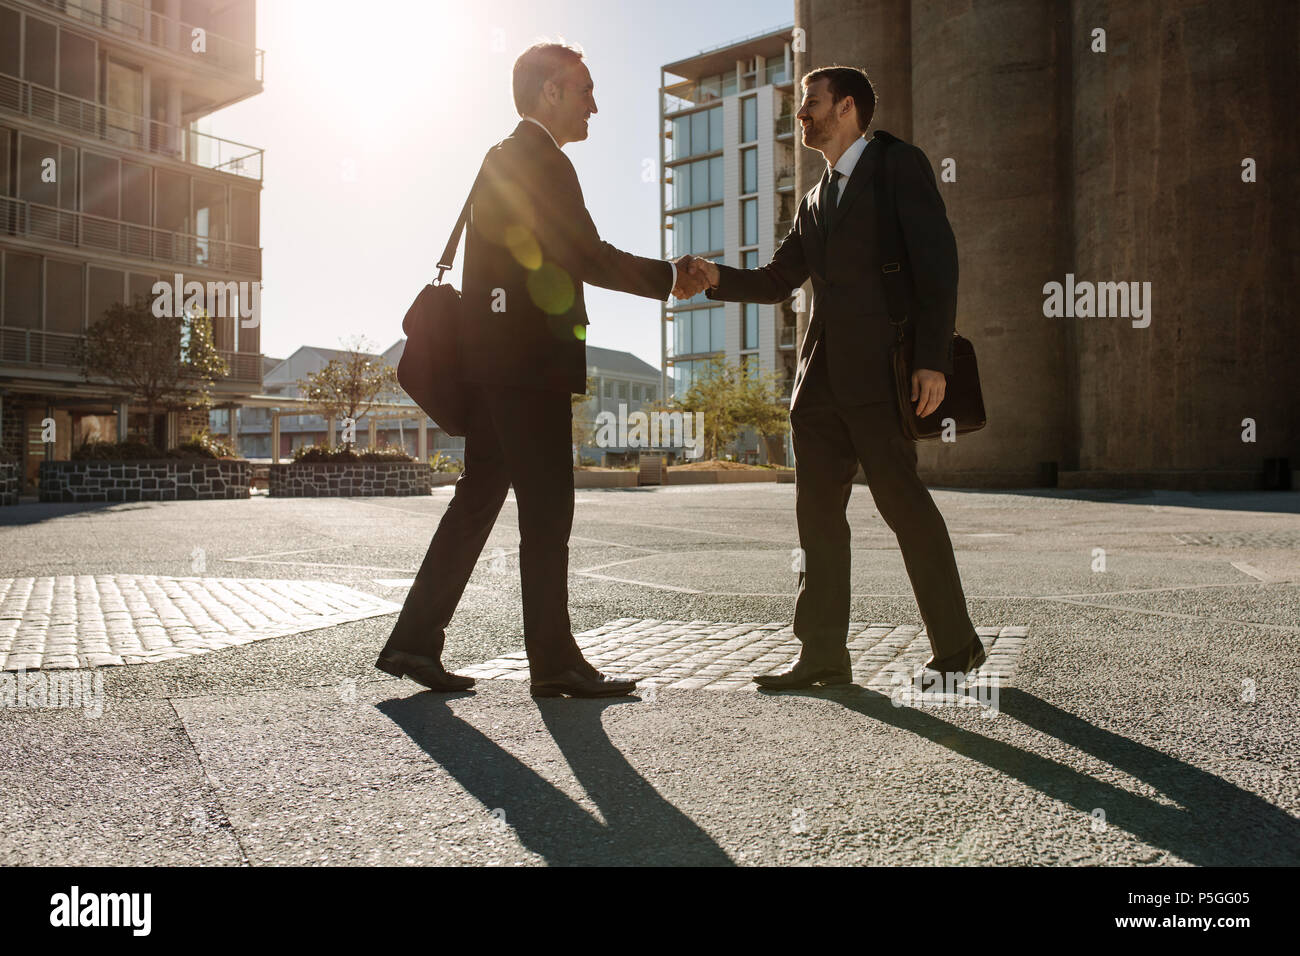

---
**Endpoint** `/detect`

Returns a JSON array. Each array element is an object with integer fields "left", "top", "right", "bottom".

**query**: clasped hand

[{"left": 671, "top": 255, "right": 719, "bottom": 299}]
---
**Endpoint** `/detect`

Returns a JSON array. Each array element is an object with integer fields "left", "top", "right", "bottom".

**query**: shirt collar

[
  {"left": 828, "top": 135, "right": 869, "bottom": 181},
  {"left": 521, "top": 115, "right": 560, "bottom": 150}
]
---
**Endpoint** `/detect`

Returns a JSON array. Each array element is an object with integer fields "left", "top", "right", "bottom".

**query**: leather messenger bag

[
  {"left": 396, "top": 158, "right": 488, "bottom": 438},
  {"left": 871, "top": 129, "right": 987, "bottom": 443}
]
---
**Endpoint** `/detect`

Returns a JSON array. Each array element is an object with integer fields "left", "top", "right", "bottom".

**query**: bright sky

[{"left": 205, "top": 0, "right": 793, "bottom": 368}]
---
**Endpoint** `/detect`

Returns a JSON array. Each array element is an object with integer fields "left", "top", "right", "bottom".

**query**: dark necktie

[{"left": 822, "top": 170, "right": 843, "bottom": 237}]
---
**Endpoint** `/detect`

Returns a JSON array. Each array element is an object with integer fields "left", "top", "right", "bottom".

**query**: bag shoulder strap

[
  {"left": 871, "top": 129, "right": 910, "bottom": 340},
  {"left": 434, "top": 150, "right": 493, "bottom": 284}
]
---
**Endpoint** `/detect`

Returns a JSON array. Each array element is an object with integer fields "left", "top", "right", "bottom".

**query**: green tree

[
  {"left": 77, "top": 295, "right": 229, "bottom": 446},
  {"left": 298, "top": 335, "right": 400, "bottom": 450},
  {"left": 680, "top": 354, "right": 743, "bottom": 461},
  {"left": 735, "top": 361, "right": 791, "bottom": 463}
]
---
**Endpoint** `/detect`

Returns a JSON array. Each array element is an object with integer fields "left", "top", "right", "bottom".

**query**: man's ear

[{"left": 542, "top": 78, "right": 560, "bottom": 106}]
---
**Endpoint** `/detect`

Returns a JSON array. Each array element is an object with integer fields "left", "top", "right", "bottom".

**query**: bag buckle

[
  {"left": 882, "top": 261, "right": 901, "bottom": 274},
  {"left": 434, "top": 263, "right": 452, "bottom": 285}
]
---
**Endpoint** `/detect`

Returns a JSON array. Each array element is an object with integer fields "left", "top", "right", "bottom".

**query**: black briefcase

[
  {"left": 890, "top": 330, "right": 987, "bottom": 442},
  {"left": 396, "top": 159, "right": 488, "bottom": 438},
  {"left": 872, "top": 129, "right": 987, "bottom": 442}
]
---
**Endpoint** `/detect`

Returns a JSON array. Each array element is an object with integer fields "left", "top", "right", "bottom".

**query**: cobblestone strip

[
  {"left": 0, "top": 575, "right": 402, "bottom": 670},
  {"left": 459, "top": 619, "right": 1029, "bottom": 693}
]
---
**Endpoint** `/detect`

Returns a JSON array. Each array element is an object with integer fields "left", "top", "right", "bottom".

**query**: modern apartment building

[
  {"left": 659, "top": 24, "right": 798, "bottom": 464},
  {"left": 0, "top": 0, "right": 264, "bottom": 490}
]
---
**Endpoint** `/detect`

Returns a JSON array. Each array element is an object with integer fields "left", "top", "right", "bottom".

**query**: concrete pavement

[{"left": 1, "top": 483, "right": 1297, "bottom": 865}]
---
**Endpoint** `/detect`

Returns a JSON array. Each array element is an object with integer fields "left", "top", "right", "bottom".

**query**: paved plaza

[{"left": 1, "top": 483, "right": 1297, "bottom": 865}]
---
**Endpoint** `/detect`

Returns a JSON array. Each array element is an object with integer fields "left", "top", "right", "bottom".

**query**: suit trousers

[
  {"left": 791, "top": 341, "right": 979, "bottom": 664},
  {"left": 382, "top": 383, "right": 586, "bottom": 677}
]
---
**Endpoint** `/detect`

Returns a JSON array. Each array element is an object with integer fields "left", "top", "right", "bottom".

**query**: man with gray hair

[{"left": 377, "top": 42, "right": 705, "bottom": 698}]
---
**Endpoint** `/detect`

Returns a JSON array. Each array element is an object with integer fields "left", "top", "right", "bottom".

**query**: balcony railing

[
  {"left": 774, "top": 114, "right": 796, "bottom": 137},
  {"left": 775, "top": 218, "right": 793, "bottom": 239},
  {"left": 1, "top": 196, "right": 262, "bottom": 276},
  {"left": 30, "top": 0, "right": 264, "bottom": 83},
  {"left": 0, "top": 73, "right": 263, "bottom": 180},
  {"left": 0, "top": 326, "right": 263, "bottom": 383},
  {"left": 775, "top": 165, "right": 795, "bottom": 190}
]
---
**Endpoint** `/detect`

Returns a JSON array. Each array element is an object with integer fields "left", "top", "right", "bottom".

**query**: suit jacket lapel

[{"left": 826, "top": 138, "right": 879, "bottom": 235}]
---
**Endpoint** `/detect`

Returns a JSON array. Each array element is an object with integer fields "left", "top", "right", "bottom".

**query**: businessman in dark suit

[
  {"left": 377, "top": 42, "right": 705, "bottom": 697},
  {"left": 686, "top": 66, "right": 985, "bottom": 689}
]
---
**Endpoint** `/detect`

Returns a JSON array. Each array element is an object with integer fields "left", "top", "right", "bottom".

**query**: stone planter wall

[
  {"left": 1, "top": 461, "right": 18, "bottom": 505},
  {"left": 269, "top": 460, "right": 432, "bottom": 497},
  {"left": 574, "top": 470, "right": 638, "bottom": 488},
  {"left": 39, "top": 460, "right": 251, "bottom": 502},
  {"left": 664, "top": 469, "right": 779, "bottom": 485}
]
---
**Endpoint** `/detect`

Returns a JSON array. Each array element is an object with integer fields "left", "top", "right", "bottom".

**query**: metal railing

[
  {"left": 775, "top": 218, "right": 793, "bottom": 239},
  {"left": 775, "top": 165, "right": 795, "bottom": 189},
  {"left": 0, "top": 326, "right": 262, "bottom": 383},
  {"left": 1, "top": 196, "right": 262, "bottom": 275},
  {"left": 30, "top": 0, "right": 264, "bottom": 83},
  {"left": 0, "top": 73, "right": 263, "bottom": 180},
  {"left": 774, "top": 115, "right": 796, "bottom": 136}
]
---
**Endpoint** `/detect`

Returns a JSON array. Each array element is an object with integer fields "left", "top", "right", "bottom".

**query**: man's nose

[{"left": 589, "top": 99, "right": 598, "bottom": 114}]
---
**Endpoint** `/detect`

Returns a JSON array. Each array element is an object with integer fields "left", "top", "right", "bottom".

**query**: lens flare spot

[
  {"left": 504, "top": 225, "right": 542, "bottom": 270},
  {"left": 526, "top": 262, "right": 575, "bottom": 316}
]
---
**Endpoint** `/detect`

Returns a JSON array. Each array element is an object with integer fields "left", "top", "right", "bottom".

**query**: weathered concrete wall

[
  {"left": 1070, "top": 0, "right": 1299, "bottom": 476},
  {"left": 911, "top": 0, "right": 1072, "bottom": 483}
]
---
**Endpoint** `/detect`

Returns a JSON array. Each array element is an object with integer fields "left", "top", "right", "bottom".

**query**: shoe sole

[{"left": 375, "top": 657, "right": 474, "bottom": 691}]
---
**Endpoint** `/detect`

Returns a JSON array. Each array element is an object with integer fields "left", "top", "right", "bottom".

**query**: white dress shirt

[
  {"left": 826, "top": 134, "right": 870, "bottom": 203},
  {"left": 522, "top": 114, "right": 676, "bottom": 302}
]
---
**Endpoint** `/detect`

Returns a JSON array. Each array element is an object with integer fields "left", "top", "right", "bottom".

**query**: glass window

[
  {"left": 710, "top": 307, "right": 725, "bottom": 351},
  {"left": 104, "top": 59, "right": 143, "bottom": 149},
  {"left": 741, "top": 96, "right": 757, "bottom": 142},
  {"left": 708, "top": 155, "right": 723, "bottom": 201},
  {"left": 671, "top": 213, "right": 688, "bottom": 257},
  {"left": 691, "top": 111, "right": 708, "bottom": 156},
  {"left": 690, "top": 158, "right": 708, "bottom": 206},
  {"left": 17, "top": 135, "right": 59, "bottom": 206},
  {"left": 672, "top": 114, "right": 690, "bottom": 159},
  {"left": 3, "top": 252, "right": 42, "bottom": 328},
  {"left": 691, "top": 208, "right": 709, "bottom": 253},
  {"left": 23, "top": 16, "right": 56, "bottom": 88},
  {"left": 744, "top": 303, "right": 759, "bottom": 350},
  {"left": 46, "top": 259, "right": 84, "bottom": 333},
  {"left": 82, "top": 151, "right": 119, "bottom": 219},
  {"left": 743, "top": 249, "right": 758, "bottom": 269},
  {"left": 765, "top": 59, "right": 786, "bottom": 86},
  {"left": 708, "top": 107, "right": 723, "bottom": 150},
  {"left": 742, "top": 198, "right": 757, "bottom": 246},
  {"left": 699, "top": 74, "right": 722, "bottom": 101},
  {"left": 691, "top": 309, "right": 710, "bottom": 353},
  {"left": 0, "top": 8, "right": 19, "bottom": 79},
  {"left": 721, "top": 72, "right": 737, "bottom": 97},
  {"left": 674, "top": 313, "right": 689, "bottom": 356},
  {"left": 87, "top": 266, "right": 123, "bottom": 326},
  {"left": 672, "top": 163, "right": 687, "bottom": 209},
  {"left": 155, "top": 168, "right": 190, "bottom": 233},
  {"left": 709, "top": 205, "right": 724, "bottom": 251},
  {"left": 59, "top": 30, "right": 96, "bottom": 101},
  {"left": 742, "top": 147, "right": 757, "bottom": 194}
]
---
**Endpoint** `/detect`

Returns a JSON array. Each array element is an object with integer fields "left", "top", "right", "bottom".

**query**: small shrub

[
  {"left": 429, "top": 452, "right": 463, "bottom": 473},
  {"left": 292, "top": 444, "right": 414, "bottom": 463}
]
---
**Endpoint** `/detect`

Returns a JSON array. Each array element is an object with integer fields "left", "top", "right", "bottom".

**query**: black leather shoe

[
  {"left": 754, "top": 653, "right": 853, "bottom": 689},
  {"left": 530, "top": 668, "right": 636, "bottom": 698},
  {"left": 921, "top": 638, "right": 987, "bottom": 676},
  {"left": 375, "top": 650, "right": 475, "bottom": 692}
]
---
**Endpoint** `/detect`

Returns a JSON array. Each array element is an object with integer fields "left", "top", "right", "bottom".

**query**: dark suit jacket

[
  {"left": 705, "top": 132, "right": 957, "bottom": 407},
  {"left": 460, "top": 120, "right": 673, "bottom": 394}
]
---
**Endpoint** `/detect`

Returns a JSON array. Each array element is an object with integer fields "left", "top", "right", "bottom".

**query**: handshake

[{"left": 670, "top": 255, "right": 720, "bottom": 300}]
